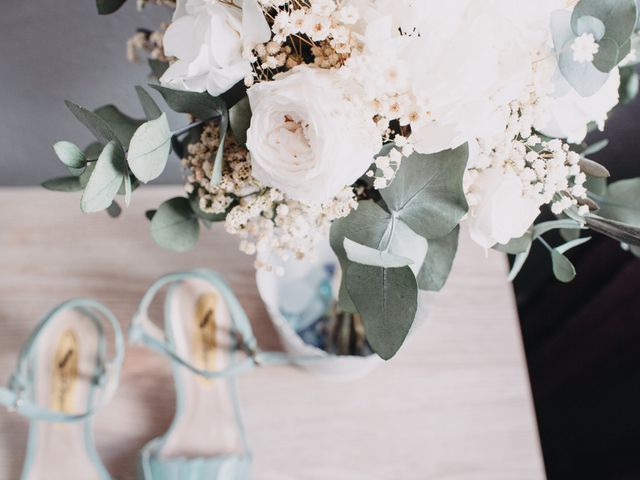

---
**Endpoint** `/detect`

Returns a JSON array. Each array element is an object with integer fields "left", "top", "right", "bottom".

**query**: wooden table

[{"left": 0, "top": 187, "right": 546, "bottom": 479}]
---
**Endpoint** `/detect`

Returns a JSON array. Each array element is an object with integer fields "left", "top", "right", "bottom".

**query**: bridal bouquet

[{"left": 45, "top": 0, "right": 640, "bottom": 359}]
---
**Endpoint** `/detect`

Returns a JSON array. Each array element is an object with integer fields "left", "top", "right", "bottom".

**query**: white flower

[
  {"left": 536, "top": 68, "right": 620, "bottom": 144},
  {"left": 160, "top": 0, "right": 270, "bottom": 96},
  {"left": 467, "top": 169, "right": 541, "bottom": 249},
  {"left": 246, "top": 66, "right": 382, "bottom": 205},
  {"left": 572, "top": 33, "right": 600, "bottom": 64}
]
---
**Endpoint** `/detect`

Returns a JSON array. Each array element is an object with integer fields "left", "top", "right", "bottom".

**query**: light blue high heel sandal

[
  {"left": 129, "top": 270, "right": 263, "bottom": 480},
  {"left": 0, "top": 299, "right": 124, "bottom": 480}
]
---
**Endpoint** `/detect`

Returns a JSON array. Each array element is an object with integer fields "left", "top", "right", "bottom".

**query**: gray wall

[
  {"left": 0, "top": 0, "right": 182, "bottom": 185},
  {"left": 1, "top": 0, "right": 638, "bottom": 186}
]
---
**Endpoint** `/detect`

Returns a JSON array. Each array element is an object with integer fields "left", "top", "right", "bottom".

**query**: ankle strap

[
  {"left": 0, "top": 299, "right": 124, "bottom": 422},
  {"left": 129, "top": 270, "right": 262, "bottom": 379}
]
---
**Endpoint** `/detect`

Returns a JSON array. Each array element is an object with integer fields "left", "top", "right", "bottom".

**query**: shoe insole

[
  {"left": 25, "top": 308, "right": 104, "bottom": 480},
  {"left": 157, "top": 278, "right": 243, "bottom": 460}
]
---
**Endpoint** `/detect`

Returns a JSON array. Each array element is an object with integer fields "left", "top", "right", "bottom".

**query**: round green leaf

[
  {"left": 53, "top": 141, "right": 86, "bottom": 169},
  {"left": 346, "top": 264, "right": 418, "bottom": 360},
  {"left": 81, "top": 141, "right": 126, "bottom": 213},
  {"left": 127, "top": 113, "right": 172, "bottom": 184},
  {"left": 379, "top": 144, "right": 469, "bottom": 239},
  {"left": 42, "top": 176, "right": 83, "bottom": 193},
  {"left": 551, "top": 250, "right": 577, "bottom": 283},
  {"left": 150, "top": 197, "right": 200, "bottom": 252}
]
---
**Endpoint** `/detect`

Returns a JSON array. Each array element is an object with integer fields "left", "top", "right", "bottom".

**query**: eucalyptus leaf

[
  {"left": 127, "top": 113, "right": 172, "bottom": 183},
  {"left": 582, "top": 139, "right": 609, "bottom": 156},
  {"left": 346, "top": 264, "right": 418, "bottom": 360},
  {"left": 572, "top": 0, "right": 637, "bottom": 46},
  {"left": 580, "top": 157, "right": 611, "bottom": 178},
  {"left": 576, "top": 15, "right": 606, "bottom": 39},
  {"left": 592, "top": 37, "right": 620, "bottom": 73},
  {"left": 620, "top": 66, "right": 640, "bottom": 104},
  {"left": 107, "top": 201, "right": 122, "bottom": 218},
  {"left": 211, "top": 110, "right": 229, "bottom": 185},
  {"left": 81, "top": 141, "right": 126, "bottom": 213},
  {"left": 96, "top": 0, "right": 127, "bottom": 14},
  {"left": 148, "top": 59, "right": 170, "bottom": 79},
  {"left": 598, "top": 178, "right": 640, "bottom": 226},
  {"left": 556, "top": 236, "right": 592, "bottom": 254},
  {"left": 41, "top": 176, "right": 83, "bottom": 193},
  {"left": 417, "top": 227, "right": 459, "bottom": 292},
  {"left": 586, "top": 174, "right": 608, "bottom": 196},
  {"left": 229, "top": 97, "right": 251, "bottom": 147},
  {"left": 123, "top": 173, "right": 132, "bottom": 207},
  {"left": 65, "top": 101, "right": 120, "bottom": 146},
  {"left": 533, "top": 219, "right": 583, "bottom": 238},
  {"left": 150, "top": 85, "right": 225, "bottom": 120},
  {"left": 53, "top": 141, "right": 86, "bottom": 169},
  {"left": 135, "top": 86, "right": 162, "bottom": 121},
  {"left": 551, "top": 250, "right": 577, "bottom": 283},
  {"left": 508, "top": 249, "right": 532, "bottom": 282},
  {"left": 343, "top": 238, "right": 413, "bottom": 268},
  {"left": 494, "top": 233, "right": 533, "bottom": 255},
  {"left": 551, "top": 10, "right": 610, "bottom": 96},
  {"left": 94, "top": 105, "right": 144, "bottom": 146},
  {"left": 379, "top": 143, "right": 468, "bottom": 240},
  {"left": 330, "top": 201, "right": 393, "bottom": 312},
  {"left": 150, "top": 197, "right": 200, "bottom": 252}
]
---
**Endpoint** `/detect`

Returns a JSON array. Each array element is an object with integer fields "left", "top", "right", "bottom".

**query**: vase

[{"left": 256, "top": 241, "right": 383, "bottom": 381}]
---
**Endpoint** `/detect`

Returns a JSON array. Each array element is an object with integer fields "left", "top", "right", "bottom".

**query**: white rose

[
  {"left": 536, "top": 68, "right": 621, "bottom": 144},
  {"left": 467, "top": 169, "right": 541, "bottom": 249},
  {"left": 160, "top": 0, "right": 270, "bottom": 96},
  {"left": 246, "top": 66, "right": 382, "bottom": 205}
]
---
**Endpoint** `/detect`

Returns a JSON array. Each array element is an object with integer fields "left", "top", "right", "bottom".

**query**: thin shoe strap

[
  {"left": 129, "top": 270, "right": 260, "bottom": 379},
  {"left": 0, "top": 299, "right": 124, "bottom": 423}
]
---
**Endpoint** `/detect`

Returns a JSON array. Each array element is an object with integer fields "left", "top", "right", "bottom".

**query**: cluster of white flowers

[
  {"left": 162, "top": 0, "right": 623, "bottom": 257},
  {"left": 182, "top": 123, "right": 358, "bottom": 263},
  {"left": 227, "top": 186, "right": 357, "bottom": 267}
]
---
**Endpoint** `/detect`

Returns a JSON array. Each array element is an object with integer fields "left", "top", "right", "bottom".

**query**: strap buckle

[
  {"left": 7, "top": 374, "right": 26, "bottom": 413},
  {"left": 234, "top": 331, "right": 263, "bottom": 366}
]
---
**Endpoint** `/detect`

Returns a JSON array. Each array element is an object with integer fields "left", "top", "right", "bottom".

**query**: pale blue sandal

[
  {"left": 130, "top": 270, "right": 262, "bottom": 480},
  {"left": 0, "top": 299, "right": 124, "bottom": 480}
]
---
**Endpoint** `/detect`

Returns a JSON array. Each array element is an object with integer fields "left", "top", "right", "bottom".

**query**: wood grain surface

[{"left": 0, "top": 187, "right": 545, "bottom": 480}]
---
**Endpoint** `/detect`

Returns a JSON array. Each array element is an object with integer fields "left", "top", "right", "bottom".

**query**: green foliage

[
  {"left": 619, "top": 66, "right": 640, "bottom": 104},
  {"left": 81, "top": 141, "right": 127, "bottom": 213},
  {"left": 127, "top": 113, "right": 172, "bottom": 183},
  {"left": 94, "top": 105, "right": 144, "bottom": 146},
  {"left": 417, "top": 227, "right": 460, "bottom": 292},
  {"left": 135, "top": 86, "right": 163, "bottom": 121},
  {"left": 346, "top": 264, "right": 418, "bottom": 360},
  {"left": 42, "top": 177, "right": 83, "bottom": 192},
  {"left": 551, "top": 250, "right": 578, "bottom": 283},
  {"left": 53, "top": 141, "right": 86, "bottom": 169},
  {"left": 379, "top": 144, "right": 469, "bottom": 240},
  {"left": 501, "top": 219, "right": 584, "bottom": 281},
  {"left": 148, "top": 59, "right": 169, "bottom": 79},
  {"left": 330, "top": 201, "right": 392, "bottom": 313},
  {"left": 330, "top": 144, "right": 468, "bottom": 358},
  {"left": 150, "top": 197, "right": 200, "bottom": 252},
  {"left": 211, "top": 110, "right": 229, "bottom": 186},
  {"left": 597, "top": 178, "right": 640, "bottom": 226},
  {"left": 65, "top": 101, "right": 120, "bottom": 146},
  {"left": 229, "top": 97, "right": 252, "bottom": 147},
  {"left": 107, "top": 201, "right": 122, "bottom": 218},
  {"left": 150, "top": 85, "right": 226, "bottom": 121},
  {"left": 343, "top": 238, "right": 413, "bottom": 268},
  {"left": 96, "top": 0, "right": 127, "bottom": 15},
  {"left": 551, "top": 0, "right": 637, "bottom": 96}
]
